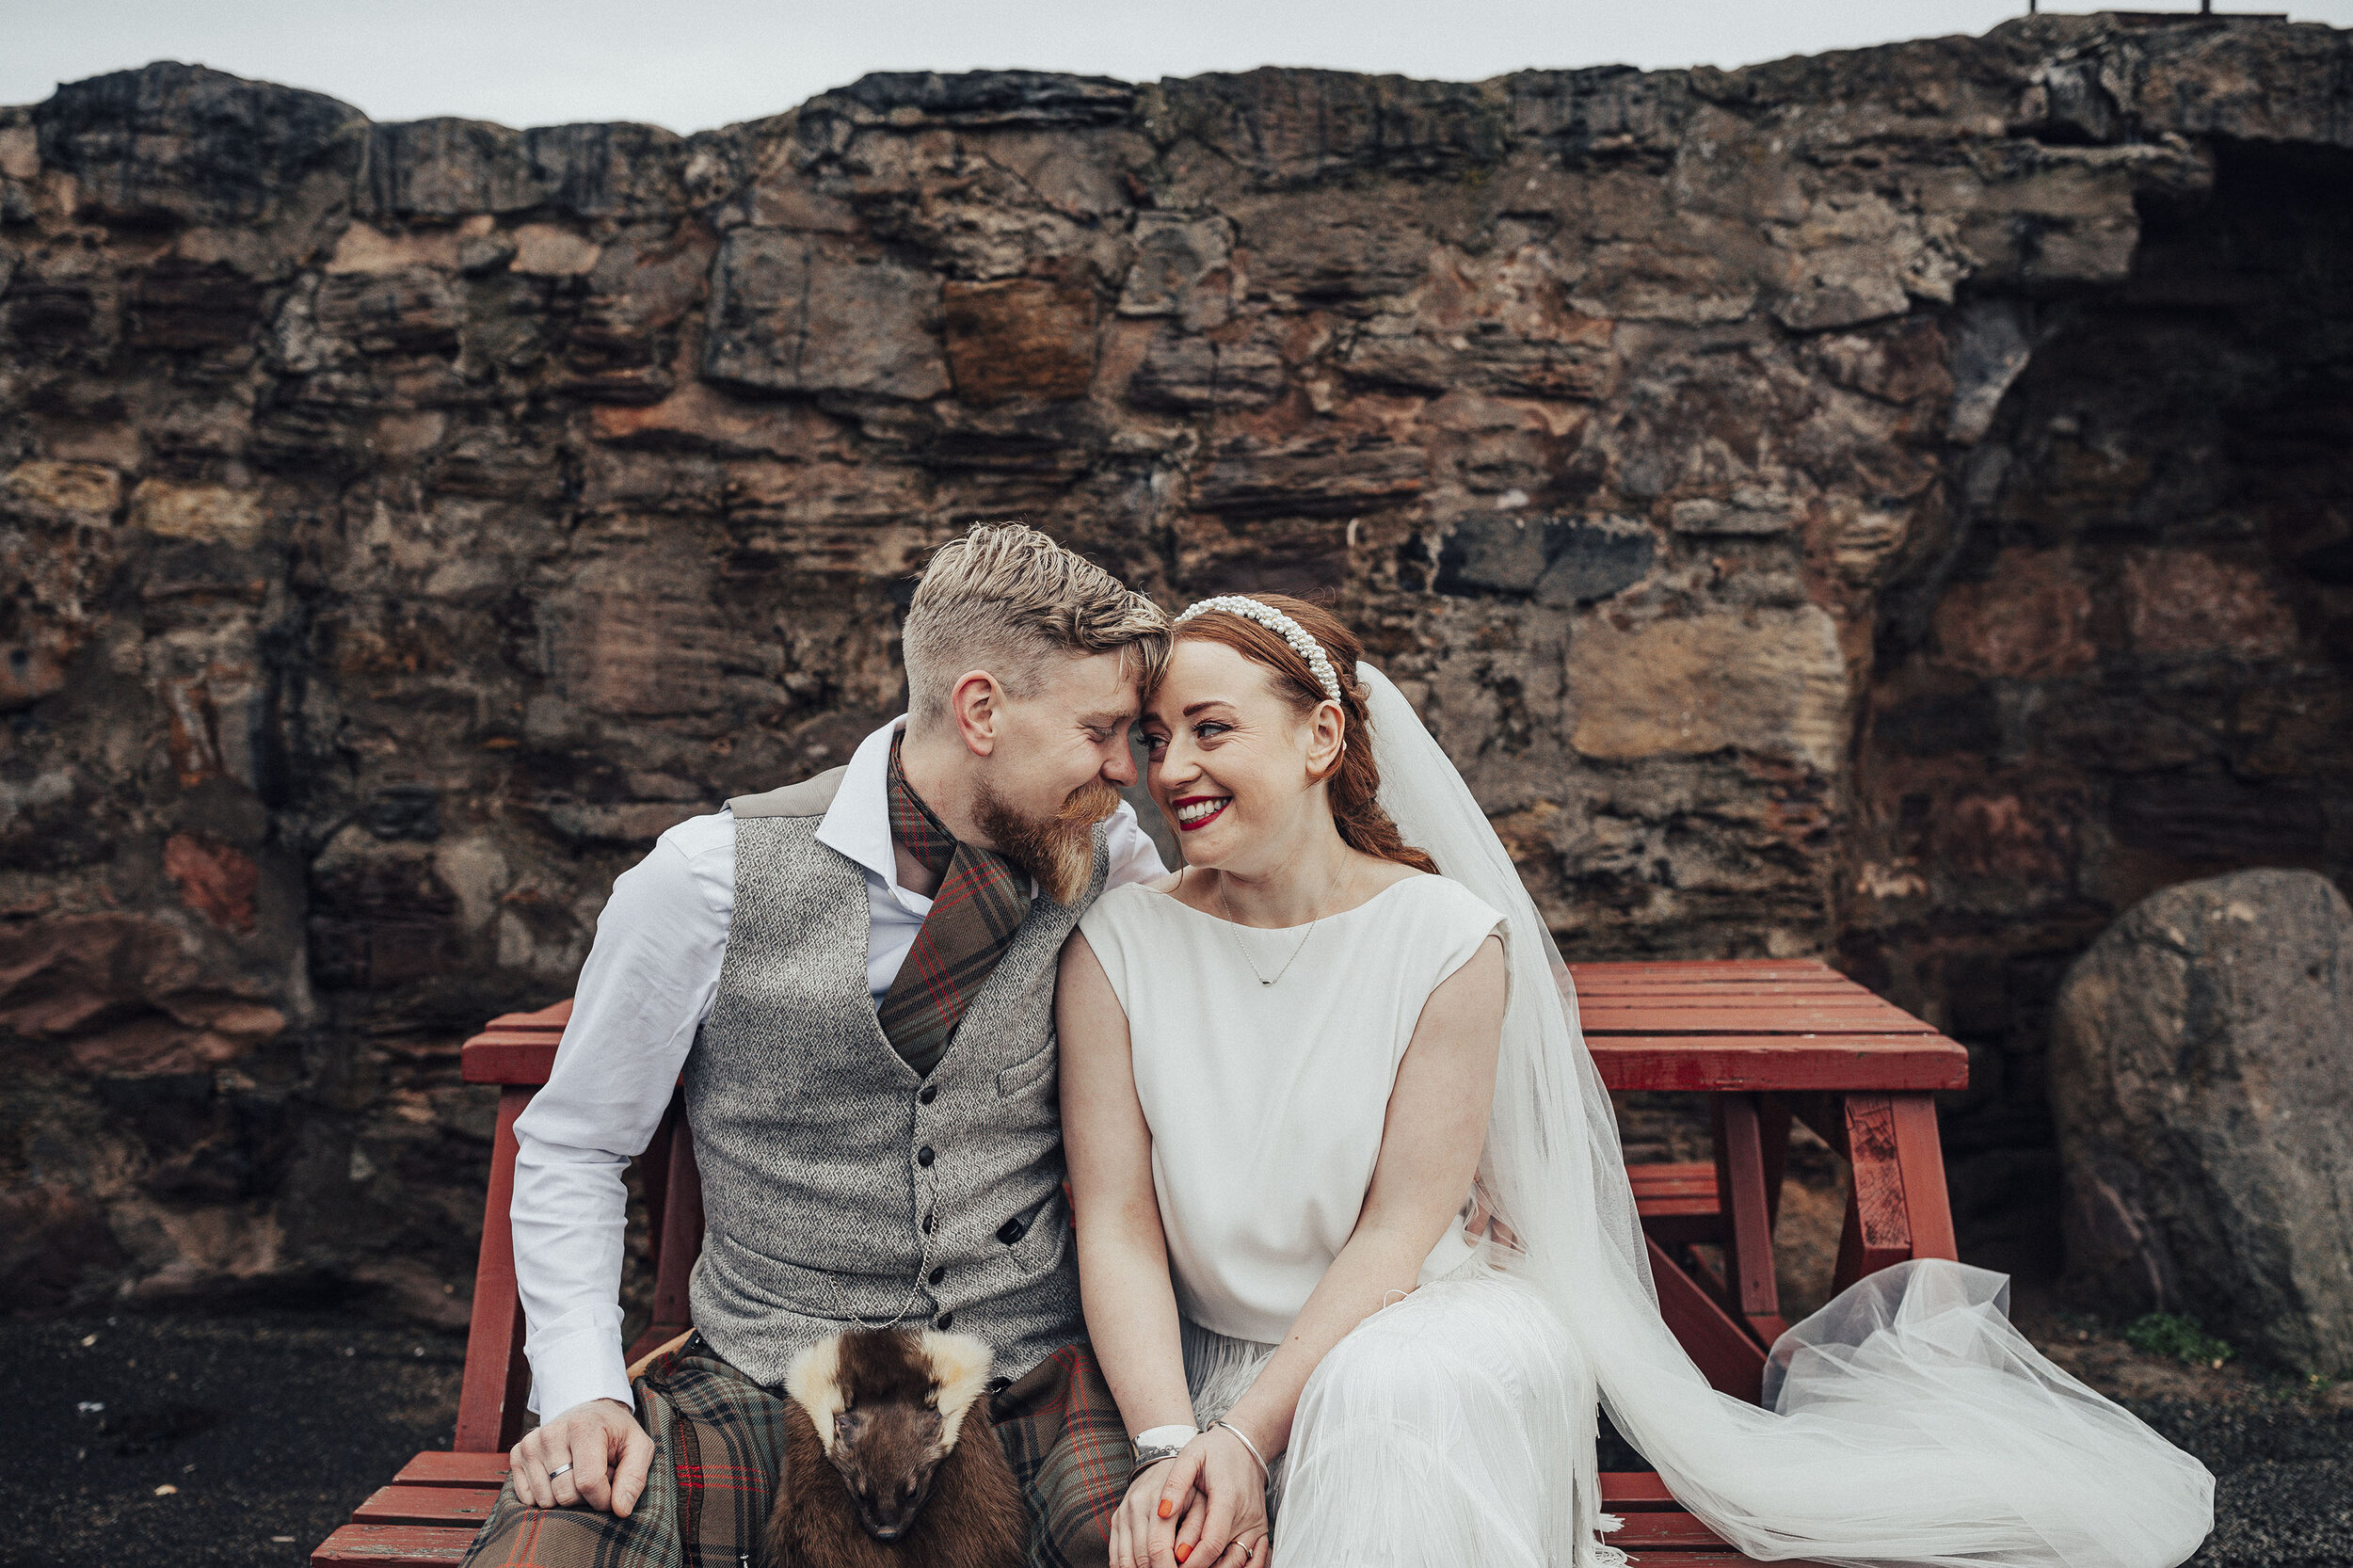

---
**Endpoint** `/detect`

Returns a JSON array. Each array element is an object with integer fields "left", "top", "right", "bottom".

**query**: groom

[{"left": 462, "top": 524, "right": 1171, "bottom": 1568}]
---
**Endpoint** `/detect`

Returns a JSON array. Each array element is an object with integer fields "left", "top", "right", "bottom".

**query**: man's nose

[{"left": 1103, "top": 739, "right": 1138, "bottom": 787}]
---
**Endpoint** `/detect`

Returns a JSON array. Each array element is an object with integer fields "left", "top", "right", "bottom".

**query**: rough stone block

[
  {"left": 312, "top": 266, "right": 462, "bottom": 356},
  {"left": 2122, "top": 550, "right": 2298, "bottom": 659},
  {"left": 1569, "top": 606, "right": 1849, "bottom": 772},
  {"left": 128, "top": 481, "right": 264, "bottom": 547},
  {"left": 1436, "top": 514, "right": 1653, "bottom": 606},
  {"left": 32, "top": 62, "right": 363, "bottom": 228},
  {"left": 1930, "top": 547, "right": 2094, "bottom": 680},
  {"left": 5, "top": 460, "right": 120, "bottom": 517},
  {"left": 941, "top": 277, "right": 1096, "bottom": 405},
  {"left": 1117, "top": 213, "right": 1232, "bottom": 317},
  {"left": 1340, "top": 317, "right": 1615, "bottom": 400},
  {"left": 1128, "top": 329, "right": 1285, "bottom": 410},
  {"left": 703, "top": 231, "right": 949, "bottom": 400},
  {"left": 2053, "top": 868, "right": 2353, "bottom": 1373},
  {"left": 1191, "top": 435, "right": 1425, "bottom": 517},
  {"left": 1668, "top": 497, "right": 1793, "bottom": 536},
  {"left": 163, "top": 832, "right": 259, "bottom": 934}
]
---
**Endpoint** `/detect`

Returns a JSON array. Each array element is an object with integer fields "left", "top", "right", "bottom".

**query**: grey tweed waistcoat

[{"left": 683, "top": 765, "right": 1108, "bottom": 1389}]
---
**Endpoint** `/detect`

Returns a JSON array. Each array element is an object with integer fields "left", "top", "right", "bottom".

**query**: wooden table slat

[
  {"left": 353, "top": 1485, "right": 503, "bottom": 1528},
  {"left": 1574, "top": 991, "right": 1882, "bottom": 1006},
  {"left": 312, "top": 1525, "right": 478, "bottom": 1565},
  {"left": 1598, "top": 1472, "right": 1679, "bottom": 1508},
  {"left": 1590, "top": 1037, "right": 1966, "bottom": 1093},
  {"left": 1580, "top": 1007, "right": 1935, "bottom": 1034},
  {"left": 1566, "top": 961, "right": 1840, "bottom": 977},
  {"left": 1572, "top": 984, "right": 1868, "bottom": 997},
  {"left": 390, "top": 1451, "right": 509, "bottom": 1489}
]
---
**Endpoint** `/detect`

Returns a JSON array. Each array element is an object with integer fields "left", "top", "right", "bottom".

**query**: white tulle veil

[{"left": 1352, "top": 659, "right": 2213, "bottom": 1568}]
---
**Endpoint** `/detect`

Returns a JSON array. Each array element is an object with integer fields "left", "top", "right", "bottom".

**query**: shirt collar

[{"left": 810, "top": 714, "right": 905, "bottom": 885}]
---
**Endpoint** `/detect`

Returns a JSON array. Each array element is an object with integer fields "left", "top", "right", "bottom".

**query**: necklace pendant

[{"left": 1261, "top": 978, "right": 1274, "bottom": 986}]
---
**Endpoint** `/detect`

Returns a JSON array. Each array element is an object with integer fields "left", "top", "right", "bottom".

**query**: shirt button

[
  {"left": 928, "top": 1265, "right": 946, "bottom": 1286},
  {"left": 917, "top": 1145, "right": 935, "bottom": 1167},
  {"left": 918, "top": 1084, "right": 938, "bottom": 1105},
  {"left": 935, "top": 1312, "right": 953, "bottom": 1331}
]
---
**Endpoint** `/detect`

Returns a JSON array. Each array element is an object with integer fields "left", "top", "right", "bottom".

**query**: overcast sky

[{"left": 4, "top": 0, "right": 2349, "bottom": 133}]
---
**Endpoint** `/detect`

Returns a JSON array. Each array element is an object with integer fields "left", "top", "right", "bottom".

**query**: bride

[{"left": 1055, "top": 592, "right": 2214, "bottom": 1568}]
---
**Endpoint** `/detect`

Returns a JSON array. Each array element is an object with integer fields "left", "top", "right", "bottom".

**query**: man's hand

[{"left": 511, "top": 1398, "right": 655, "bottom": 1516}]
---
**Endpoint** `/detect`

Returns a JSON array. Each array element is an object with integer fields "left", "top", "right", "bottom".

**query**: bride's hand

[
  {"left": 1111, "top": 1449, "right": 1195, "bottom": 1562},
  {"left": 1145, "top": 1428, "right": 1270, "bottom": 1568}
]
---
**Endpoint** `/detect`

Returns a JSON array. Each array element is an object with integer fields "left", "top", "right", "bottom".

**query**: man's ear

[{"left": 948, "top": 670, "right": 1001, "bottom": 756}]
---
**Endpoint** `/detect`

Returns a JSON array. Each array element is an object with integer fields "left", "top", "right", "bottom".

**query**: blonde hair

[{"left": 903, "top": 523, "right": 1169, "bottom": 729}]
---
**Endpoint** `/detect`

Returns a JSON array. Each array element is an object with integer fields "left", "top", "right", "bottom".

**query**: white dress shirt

[{"left": 509, "top": 716, "right": 1166, "bottom": 1419}]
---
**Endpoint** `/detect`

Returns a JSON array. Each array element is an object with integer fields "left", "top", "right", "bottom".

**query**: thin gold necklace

[{"left": 1204, "top": 854, "right": 1353, "bottom": 988}]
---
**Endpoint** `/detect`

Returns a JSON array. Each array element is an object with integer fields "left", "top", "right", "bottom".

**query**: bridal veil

[{"left": 1352, "top": 660, "right": 2213, "bottom": 1568}]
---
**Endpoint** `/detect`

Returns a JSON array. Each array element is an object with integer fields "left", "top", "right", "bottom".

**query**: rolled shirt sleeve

[{"left": 510, "top": 811, "right": 734, "bottom": 1418}]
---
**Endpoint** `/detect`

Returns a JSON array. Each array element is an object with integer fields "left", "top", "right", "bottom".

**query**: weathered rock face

[
  {"left": 0, "top": 21, "right": 2348, "bottom": 1315},
  {"left": 2051, "top": 870, "right": 2353, "bottom": 1374}
]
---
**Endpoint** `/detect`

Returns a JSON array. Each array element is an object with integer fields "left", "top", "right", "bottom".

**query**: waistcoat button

[
  {"left": 918, "top": 1084, "right": 938, "bottom": 1105},
  {"left": 917, "top": 1145, "right": 935, "bottom": 1167},
  {"left": 935, "top": 1312, "right": 953, "bottom": 1331},
  {"left": 997, "top": 1216, "right": 1027, "bottom": 1245},
  {"left": 928, "top": 1265, "right": 946, "bottom": 1286}
]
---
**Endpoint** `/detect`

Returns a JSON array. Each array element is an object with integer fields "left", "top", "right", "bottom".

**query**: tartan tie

[{"left": 877, "top": 735, "right": 1032, "bottom": 1077}]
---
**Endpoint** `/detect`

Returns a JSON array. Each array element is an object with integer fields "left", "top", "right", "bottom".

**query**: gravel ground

[
  {"left": 0, "top": 1309, "right": 467, "bottom": 1568},
  {"left": 3, "top": 1305, "right": 2345, "bottom": 1567}
]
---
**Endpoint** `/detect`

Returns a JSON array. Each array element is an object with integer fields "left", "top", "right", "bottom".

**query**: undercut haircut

[{"left": 902, "top": 523, "right": 1169, "bottom": 731}]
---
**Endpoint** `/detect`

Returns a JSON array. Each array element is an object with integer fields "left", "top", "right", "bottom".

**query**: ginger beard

[{"left": 974, "top": 776, "right": 1123, "bottom": 905}]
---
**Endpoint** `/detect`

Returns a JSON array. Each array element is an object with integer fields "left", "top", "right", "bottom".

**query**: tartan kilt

[{"left": 461, "top": 1335, "right": 1128, "bottom": 1568}]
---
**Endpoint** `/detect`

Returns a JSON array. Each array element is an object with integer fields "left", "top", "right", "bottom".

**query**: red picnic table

[{"left": 313, "top": 958, "right": 1966, "bottom": 1566}]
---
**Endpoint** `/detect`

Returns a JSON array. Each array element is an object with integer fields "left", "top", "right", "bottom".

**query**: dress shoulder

[
  {"left": 1074, "top": 878, "right": 1168, "bottom": 961},
  {"left": 1382, "top": 871, "right": 1508, "bottom": 938}
]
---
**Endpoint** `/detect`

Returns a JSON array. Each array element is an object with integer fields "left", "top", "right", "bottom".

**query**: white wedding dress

[
  {"left": 1070, "top": 662, "right": 2214, "bottom": 1568},
  {"left": 1079, "top": 874, "right": 1595, "bottom": 1565}
]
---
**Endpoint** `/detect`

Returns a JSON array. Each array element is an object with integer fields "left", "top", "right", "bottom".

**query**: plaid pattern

[
  {"left": 993, "top": 1341, "right": 1129, "bottom": 1568},
  {"left": 460, "top": 1336, "right": 1127, "bottom": 1568},
  {"left": 460, "top": 1336, "right": 785, "bottom": 1568},
  {"left": 877, "top": 735, "right": 1032, "bottom": 1077}
]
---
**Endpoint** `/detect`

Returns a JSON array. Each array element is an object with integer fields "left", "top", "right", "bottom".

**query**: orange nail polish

[
  {"left": 1159, "top": 1500, "right": 1174, "bottom": 1520},
  {"left": 1176, "top": 1547, "right": 1193, "bottom": 1563}
]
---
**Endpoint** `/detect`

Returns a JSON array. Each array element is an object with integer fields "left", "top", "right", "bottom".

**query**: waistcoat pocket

[{"left": 995, "top": 1041, "right": 1057, "bottom": 1098}]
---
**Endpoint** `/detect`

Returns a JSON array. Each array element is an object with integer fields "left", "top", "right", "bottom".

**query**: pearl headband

[{"left": 1175, "top": 595, "right": 1343, "bottom": 704}]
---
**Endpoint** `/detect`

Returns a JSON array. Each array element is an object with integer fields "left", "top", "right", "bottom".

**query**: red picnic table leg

[
  {"left": 1645, "top": 1234, "right": 1769, "bottom": 1404},
  {"left": 454, "top": 1084, "right": 535, "bottom": 1453},
  {"left": 1711, "top": 1094, "right": 1789, "bottom": 1349},
  {"left": 1830, "top": 1092, "right": 1958, "bottom": 1292}
]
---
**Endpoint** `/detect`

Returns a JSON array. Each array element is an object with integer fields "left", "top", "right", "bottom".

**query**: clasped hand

[{"left": 1112, "top": 1425, "right": 1271, "bottom": 1568}]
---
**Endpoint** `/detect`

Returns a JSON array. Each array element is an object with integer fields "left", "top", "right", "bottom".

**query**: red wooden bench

[{"left": 313, "top": 958, "right": 1966, "bottom": 1565}]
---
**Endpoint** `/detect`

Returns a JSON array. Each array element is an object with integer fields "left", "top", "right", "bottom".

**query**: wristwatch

[{"left": 1129, "top": 1423, "right": 1198, "bottom": 1474}]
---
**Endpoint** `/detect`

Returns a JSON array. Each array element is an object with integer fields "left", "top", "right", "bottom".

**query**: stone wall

[{"left": 2, "top": 15, "right": 2348, "bottom": 1318}]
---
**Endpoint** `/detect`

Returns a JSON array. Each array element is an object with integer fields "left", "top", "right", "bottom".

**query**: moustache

[{"left": 1060, "top": 776, "right": 1125, "bottom": 826}]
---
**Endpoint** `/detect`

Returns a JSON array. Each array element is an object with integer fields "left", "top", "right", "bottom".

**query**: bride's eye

[
  {"left": 1193, "top": 721, "right": 1231, "bottom": 744},
  {"left": 1140, "top": 732, "right": 1167, "bottom": 758}
]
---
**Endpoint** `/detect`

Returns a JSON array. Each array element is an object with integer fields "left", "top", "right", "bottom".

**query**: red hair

[{"left": 1168, "top": 595, "right": 1439, "bottom": 876}]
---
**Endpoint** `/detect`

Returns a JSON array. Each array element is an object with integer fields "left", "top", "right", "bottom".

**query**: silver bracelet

[{"left": 1209, "top": 1418, "right": 1269, "bottom": 1477}]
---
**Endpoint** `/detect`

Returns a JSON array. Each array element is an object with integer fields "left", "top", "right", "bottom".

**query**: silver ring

[{"left": 546, "top": 1463, "right": 574, "bottom": 1480}]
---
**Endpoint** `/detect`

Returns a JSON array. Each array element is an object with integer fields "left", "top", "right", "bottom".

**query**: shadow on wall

[{"left": 1842, "top": 140, "right": 2353, "bottom": 1279}]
